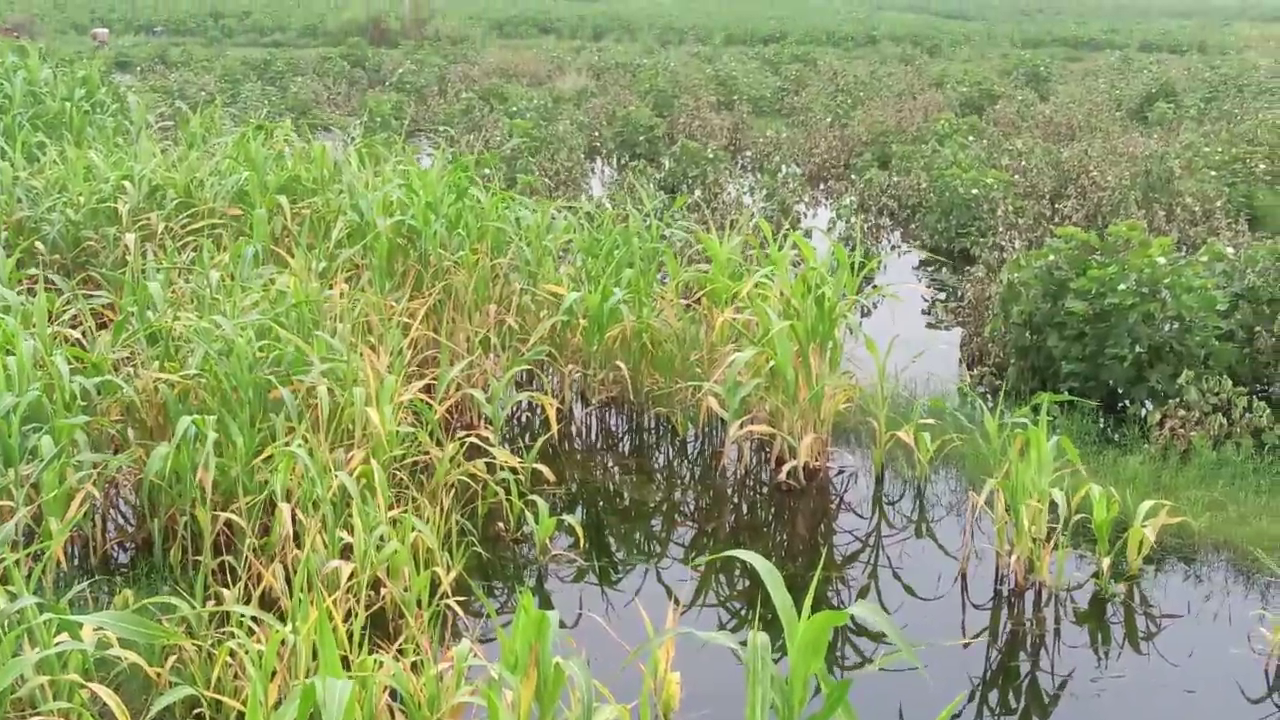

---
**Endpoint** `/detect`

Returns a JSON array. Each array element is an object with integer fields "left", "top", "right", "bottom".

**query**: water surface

[
  {"left": 474, "top": 404, "right": 1275, "bottom": 719},
  {"left": 468, "top": 252, "right": 1275, "bottom": 719}
]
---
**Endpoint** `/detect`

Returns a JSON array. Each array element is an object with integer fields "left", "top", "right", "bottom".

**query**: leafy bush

[
  {"left": 951, "top": 74, "right": 1003, "bottom": 119},
  {"left": 905, "top": 116, "right": 1013, "bottom": 259},
  {"left": 1009, "top": 53, "right": 1056, "bottom": 101},
  {"left": 1128, "top": 76, "right": 1181, "bottom": 127},
  {"left": 605, "top": 104, "right": 666, "bottom": 164},
  {"left": 1149, "top": 371, "right": 1276, "bottom": 451},
  {"left": 1204, "top": 239, "right": 1280, "bottom": 397},
  {"left": 989, "top": 221, "right": 1243, "bottom": 412}
]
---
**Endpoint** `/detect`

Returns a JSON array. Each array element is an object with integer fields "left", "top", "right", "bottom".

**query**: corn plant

[
  {"left": 858, "top": 335, "right": 905, "bottom": 479},
  {"left": 636, "top": 600, "right": 684, "bottom": 720},
  {"left": 628, "top": 549, "right": 968, "bottom": 720},
  {"left": 904, "top": 415, "right": 961, "bottom": 478},
  {"left": 1073, "top": 487, "right": 1187, "bottom": 588},
  {"left": 1073, "top": 482, "right": 1124, "bottom": 588},
  {"left": 855, "top": 340, "right": 958, "bottom": 481},
  {"left": 479, "top": 591, "right": 626, "bottom": 720},
  {"left": 1120, "top": 499, "right": 1187, "bottom": 576},
  {"left": 967, "top": 395, "right": 1082, "bottom": 590},
  {"left": 697, "top": 228, "right": 880, "bottom": 487}
]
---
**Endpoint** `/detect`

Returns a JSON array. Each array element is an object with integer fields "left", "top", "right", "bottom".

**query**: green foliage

[
  {"left": 966, "top": 394, "right": 1083, "bottom": 589},
  {"left": 990, "top": 221, "right": 1242, "bottom": 412},
  {"left": 1073, "top": 482, "right": 1188, "bottom": 590},
  {"left": 604, "top": 104, "right": 665, "bottom": 164},
  {"left": 1008, "top": 52, "right": 1056, "bottom": 101},
  {"left": 1043, "top": 405, "right": 1280, "bottom": 556},
  {"left": 946, "top": 71, "right": 1004, "bottom": 119},
  {"left": 1128, "top": 75, "right": 1181, "bottom": 126},
  {"left": 678, "top": 549, "right": 965, "bottom": 720},
  {"left": 1073, "top": 483, "right": 1124, "bottom": 585},
  {"left": 1150, "top": 371, "right": 1276, "bottom": 451},
  {"left": 901, "top": 116, "right": 1014, "bottom": 258},
  {"left": 1205, "top": 239, "right": 1280, "bottom": 395},
  {"left": 0, "top": 5, "right": 1269, "bottom": 715},
  {"left": 953, "top": 393, "right": 1188, "bottom": 589}
]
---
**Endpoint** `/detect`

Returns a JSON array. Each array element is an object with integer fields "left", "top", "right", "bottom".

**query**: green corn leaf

[
  {"left": 54, "top": 610, "right": 185, "bottom": 645},
  {"left": 848, "top": 600, "right": 921, "bottom": 672},
  {"left": 273, "top": 682, "right": 313, "bottom": 720},
  {"left": 695, "top": 550, "right": 800, "bottom": 650},
  {"left": 807, "top": 676, "right": 853, "bottom": 720},
  {"left": 144, "top": 685, "right": 204, "bottom": 720},
  {"left": 743, "top": 629, "right": 774, "bottom": 720},
  {"left": 315, "top": 607, "right": 344, "bottom": 680},
  {"left": 314, "top": 676, "right": 355, "bottom": 720}
]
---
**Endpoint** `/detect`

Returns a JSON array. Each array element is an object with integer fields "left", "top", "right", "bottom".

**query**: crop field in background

[{"left": 0, "top": 0, "right": 1277, "bottom": 718}]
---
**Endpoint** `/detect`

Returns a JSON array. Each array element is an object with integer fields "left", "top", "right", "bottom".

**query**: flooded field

[
  {"left": 475, "top": 401, "right": 1276, "bottom": 719},
  {"left": 460, "top": 254, "right": 1276, "bottom": 718},
  {"left": 3, "top": 16, "right": 1275, "bottom": 717}
]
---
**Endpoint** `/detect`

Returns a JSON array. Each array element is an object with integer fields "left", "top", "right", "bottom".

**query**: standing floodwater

[
  {"left": 802, "top": 205, "right": 962, "bottom": 395},
  {"left": 844, "top": 249, "right": 963, "bottom": 395},
  {"left": 461, "top": 216, "right": 1273, "bottom": 718},
  {"left": 474, "top": 399, "right": 1274, "bottom": 719}
]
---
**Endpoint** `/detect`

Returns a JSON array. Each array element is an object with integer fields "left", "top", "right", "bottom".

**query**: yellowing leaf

[{"left": 85, "top": 681, "right": 131, "bottom": 720}]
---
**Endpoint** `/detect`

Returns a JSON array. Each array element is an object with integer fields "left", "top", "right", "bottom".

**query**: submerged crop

[
  {"left": 0, "top": 51, "right": 914, "bottom": 718},
  {"left": 0, "top": 24, "right": 1253, "bottom": 719}
]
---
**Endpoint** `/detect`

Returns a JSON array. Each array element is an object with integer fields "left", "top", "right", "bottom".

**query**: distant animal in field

[
  {"left": 89, "top": 27, "right": 109, "bottom": 46},
  {"left": 0, "top": 26, "right": 19, "bottom": 40}
]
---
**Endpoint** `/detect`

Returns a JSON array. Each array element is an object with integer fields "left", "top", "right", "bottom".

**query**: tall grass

[{"left": 0, "top": 49, "right": 902, "bottom": 717}]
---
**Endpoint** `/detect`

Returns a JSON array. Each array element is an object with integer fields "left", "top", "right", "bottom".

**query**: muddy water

[{"left": 469, "top": 246, "right": 1276, "bottom": 718}]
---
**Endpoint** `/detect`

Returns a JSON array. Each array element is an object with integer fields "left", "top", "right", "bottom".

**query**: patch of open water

[
  {"left": 474, "top": 399, "right": 1276, "bottom": 719},
  {"left": 466, "top": 192, "right": 1274, "bottom": 717},
  {"left": 799, "top": 204, "right": 962, "bottom": 396}
]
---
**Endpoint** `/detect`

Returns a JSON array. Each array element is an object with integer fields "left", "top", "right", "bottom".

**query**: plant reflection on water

[{"left": 456, "top": 382, "right": 1267, "bottom": 718}]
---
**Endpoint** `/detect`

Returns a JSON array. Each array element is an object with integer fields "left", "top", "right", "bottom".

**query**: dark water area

[
  {"left": 474, "top": 406, "right": 1277, "bottom": 719},
  {"left": 468, "top": 251, "right": 1279, "bottom": 719}
]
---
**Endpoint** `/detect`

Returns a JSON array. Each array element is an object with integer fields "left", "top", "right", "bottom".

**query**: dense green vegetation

[
  {"left": 1057, "top": 411, "right": 1280, "bottom": 554},
  {"left": 0, "top": 0, "right": 1276, "bottom": 716},
  {"left": 51, "top": 7, "right": 1275, "bottom": 422}
]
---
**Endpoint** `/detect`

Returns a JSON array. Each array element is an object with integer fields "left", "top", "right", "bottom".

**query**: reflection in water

[
  {"left": 472, "top": 382, "right": 1274, "bottom": 719},
  {"left": 800, "top": 205, "right": 962, "bottom": 396},
  {"left": 846, "top": 249, "right": 963, "bottom": 395},
  {"left": 1240, "top": 665, "right": 1280, "bottom": 719}
]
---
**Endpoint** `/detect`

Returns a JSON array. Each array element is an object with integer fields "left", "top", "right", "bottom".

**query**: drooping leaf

[
  {"left": 695, "top": 550, "right": 800, "bottom": 651},
  {"left": 56, "top": 610, "right": 184, "bottom": 645},
  {"left": 144, "top": 685, "right": 204, "bottom": 720}
]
